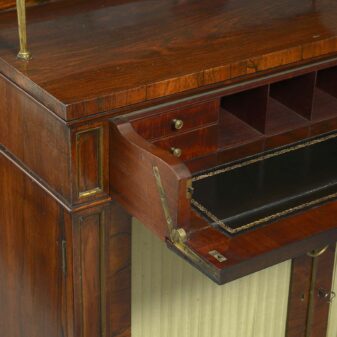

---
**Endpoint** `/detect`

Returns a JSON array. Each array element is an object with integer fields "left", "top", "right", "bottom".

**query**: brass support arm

[{"left": 16, "top": 0, "right": 31, "bottom": 60}]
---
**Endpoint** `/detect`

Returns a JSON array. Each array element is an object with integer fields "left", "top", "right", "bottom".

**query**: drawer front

[
  {"left": 132, "top": 100, "right": 219, "bottom": 140},
  {"left": 153, "top": 125, "right": 218, "bottom": 161}
]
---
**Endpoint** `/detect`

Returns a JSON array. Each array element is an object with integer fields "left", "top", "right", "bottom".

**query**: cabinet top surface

[{"left": 1, "top": 0, "right": 337, "bottom": 120}]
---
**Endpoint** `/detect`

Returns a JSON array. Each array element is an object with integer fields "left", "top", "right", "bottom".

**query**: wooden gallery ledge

[{"left": 1, "top": 1, "right": 337, "bottom": 337}]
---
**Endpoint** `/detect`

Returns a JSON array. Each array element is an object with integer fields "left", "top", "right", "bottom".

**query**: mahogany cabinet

[{"left": 1, "top": 0, "right": 337, "bottom": 336}]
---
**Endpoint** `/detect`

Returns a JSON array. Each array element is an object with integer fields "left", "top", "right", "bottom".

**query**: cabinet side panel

[
  {"left": 105, "top": 203, "right": 132, "bottom": 337},
  {"left": 0, "top": 152, "right": 66, "bottom": 337},
  {"left": 78, "top": 214, "right": 102, "bottom": 337},
  {"left": 0, "top": 75, "right": 71, "bottom": 200}
]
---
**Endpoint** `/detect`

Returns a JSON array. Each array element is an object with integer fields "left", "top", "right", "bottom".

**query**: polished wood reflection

[{"left": 0, "top": 0, "right": 337, "bottom": 119}]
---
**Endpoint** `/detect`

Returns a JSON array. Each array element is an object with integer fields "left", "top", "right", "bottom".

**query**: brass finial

[{"left": 16, "top": 0, "right": 31, "bottom": 60}]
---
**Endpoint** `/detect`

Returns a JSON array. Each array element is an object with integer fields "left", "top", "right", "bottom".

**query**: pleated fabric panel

[{"left": 132, "top": 219, "right": 291, "bottom": 337}]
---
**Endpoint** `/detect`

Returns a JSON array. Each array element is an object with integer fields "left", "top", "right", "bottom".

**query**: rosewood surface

[
  {"left": 1, "top": 0, "right": 337, "bottom": 119},
  {"left": 0, "top": 150, "right": 68, "bottom": 337}
]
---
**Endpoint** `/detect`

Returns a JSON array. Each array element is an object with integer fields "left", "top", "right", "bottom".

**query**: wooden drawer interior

[{"left": 110, "top": 63, "right": 337, "bottom": 285}]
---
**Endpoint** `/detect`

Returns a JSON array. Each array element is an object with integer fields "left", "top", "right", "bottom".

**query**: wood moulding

[{"left": 0, "top": 0, "right": 337, "bottom": 120}]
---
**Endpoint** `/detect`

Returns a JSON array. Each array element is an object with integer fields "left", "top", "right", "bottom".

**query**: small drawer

[
  {"left": 132, "top": 100, "right": 219, "bottom": 140},
  {"left": 153, "top": 125, "right": 218, "bottom": 161}
]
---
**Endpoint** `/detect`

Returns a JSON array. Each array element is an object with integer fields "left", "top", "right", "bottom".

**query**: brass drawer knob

[
  {"left": 171, "top": 147, "right": 182, "bottom": 157},
  {"left": 172, "top": 119, "right": 184, "bottom": 130}
]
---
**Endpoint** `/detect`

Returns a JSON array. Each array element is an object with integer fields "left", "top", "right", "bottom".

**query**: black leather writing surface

[{"left": 192, "top": 133, "right": 337, "bottom": 236}]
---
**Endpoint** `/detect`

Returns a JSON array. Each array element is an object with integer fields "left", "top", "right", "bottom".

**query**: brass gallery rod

[{"left": 16, "top": 0, "right": 31, "bottom": 60}]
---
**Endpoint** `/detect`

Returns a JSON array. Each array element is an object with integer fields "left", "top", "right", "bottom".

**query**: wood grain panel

[
  {"left": 1, "top": 0, "right": 337, "bottom": 119},
  {"left": 78, "top": 214, "right": 102, "bottom": 337},
  {"left": 0, "top": 151, "right": 66, "bottom": 337},
  {"left": 0, "top": 74, "right": 71, "bottom": 201},
  {"left": 72, "top": 203, "right": 132, "bottom": 337},
  {"left": 105, "top": 203, "right": 132, "bottom": 337}
]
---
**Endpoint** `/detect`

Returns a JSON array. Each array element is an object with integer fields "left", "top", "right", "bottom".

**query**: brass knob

[
  {"left": 172, "top": 119, "right": 184, "bottom": 130},
  {"left": 171, "top": 147, "right": 182, "bottom": 157}
]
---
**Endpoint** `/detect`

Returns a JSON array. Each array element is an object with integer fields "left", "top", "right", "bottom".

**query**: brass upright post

[{"left": 16, "top": 0, "right": 31, "bottom": 60}]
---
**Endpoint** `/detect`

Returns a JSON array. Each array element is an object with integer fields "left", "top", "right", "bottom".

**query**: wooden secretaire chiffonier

[{"left": 1, "top": 0, "right": 337, "bottom": 336}]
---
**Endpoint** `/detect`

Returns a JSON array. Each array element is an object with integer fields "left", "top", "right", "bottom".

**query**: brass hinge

[
  {"left": 61, "top": 240, "right": 67, "bottom": 276},
  {"left": 153, "top": 166, "right": 219, "bottom": 279}
]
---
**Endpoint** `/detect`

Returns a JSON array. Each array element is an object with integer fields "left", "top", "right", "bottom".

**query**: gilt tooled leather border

[{"left": 191, "top": 132, "right": 337, "bottom": 235}]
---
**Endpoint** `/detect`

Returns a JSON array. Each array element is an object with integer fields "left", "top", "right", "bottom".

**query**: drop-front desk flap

[{"left": 110, "top": 63, "right": 337, "bottom": 285}]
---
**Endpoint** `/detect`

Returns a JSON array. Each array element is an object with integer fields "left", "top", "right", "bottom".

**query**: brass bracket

[
  {"left": 170, "top": 227, "right": 221, "bottom": 280},
  {"left": 153, "top": 166, "right": 222, "bottom": 280},
  {"left": 16, "top": 0, "right": 31, "bottom": 60},
  {"left": 307, "top": 245, "right": 329, "bottom": 258}
]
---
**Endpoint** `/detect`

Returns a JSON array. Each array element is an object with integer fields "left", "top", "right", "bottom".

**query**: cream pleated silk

[{"left": 132, "top": 220, "right": 337, "bottom": 337}]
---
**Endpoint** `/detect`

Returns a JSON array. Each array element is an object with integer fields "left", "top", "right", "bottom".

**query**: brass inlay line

[
  {"left": 79, "top": 187, "right": 102, "bottom": 198},
  {"left": 192, "top": 193, "right": 337, "bottom": 234},
  {"left": 191, "top": 132, "right": 337, "bottom": 234},
  {"left": 192, "top": 133, "right": 337, "bottom": 182},
  {"left": 153, "top": 166, "right": 175, "bottom": 236}
]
